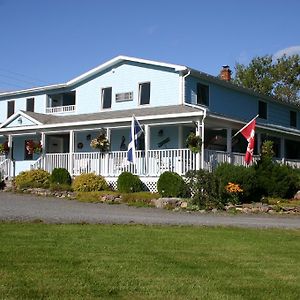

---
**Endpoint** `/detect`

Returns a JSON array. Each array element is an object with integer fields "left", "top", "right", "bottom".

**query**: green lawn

[{"left": 0, "top": 224, "right": 299, "bottom": 299}]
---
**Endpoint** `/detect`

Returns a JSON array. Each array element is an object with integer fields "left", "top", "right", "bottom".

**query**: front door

[{"left": 48, "top": 136, "right": 64, "bottom": 153}]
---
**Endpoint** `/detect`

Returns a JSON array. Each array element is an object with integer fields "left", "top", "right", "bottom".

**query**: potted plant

[
  {"left": 186, "top": 132, "right": 202, "bottom": 153},
  {"left": 90, "top": 133, "right": 110, "bottom": 152},
  {"left": 33, "top": 141, "right": 43, "bottom": 154},
  {"left": 0, "top": 141, "right": 9, "bottom": 155}
]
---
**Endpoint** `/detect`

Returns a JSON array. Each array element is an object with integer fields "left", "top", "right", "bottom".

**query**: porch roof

[{"left": 22, "top": 104, "right": 204, "bottom": 126}]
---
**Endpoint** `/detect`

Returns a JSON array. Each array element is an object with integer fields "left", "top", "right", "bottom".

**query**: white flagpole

[{"left": 232, "top": 114, "right": 259, "bottom": 138}]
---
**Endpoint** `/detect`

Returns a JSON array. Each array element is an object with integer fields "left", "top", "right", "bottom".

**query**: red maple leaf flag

[{"left": 234, "top": 115, "right": 258, "bottom": 165}]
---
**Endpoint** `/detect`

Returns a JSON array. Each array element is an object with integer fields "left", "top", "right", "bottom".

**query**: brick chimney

[{"left": 220, "top": 65, "right": 232, "bottom": 81}]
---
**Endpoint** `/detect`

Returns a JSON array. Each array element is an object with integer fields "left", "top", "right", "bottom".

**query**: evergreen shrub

[
  {"left": 214, "top": 163, "right": 258, "bottom": 203},
  {"left": 185, "top": 169, "right": 221, "bottom": 208},
  {"left": 15, "top": 169, "right": 50, "bottom": 189},
  {"left": 157, "top": 171, "right": 188, "bottom": 198},
  {"left": 72, "top": 173, "right": 108, "bottom": 192},
  {"left": 50, "top": 168, "right": 72, "bottom": 186},
  {"left": 117, "top": 172, "right": 143, "bottom": 193}
]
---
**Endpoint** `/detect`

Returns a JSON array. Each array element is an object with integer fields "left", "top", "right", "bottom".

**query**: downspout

[{"left": 181, "top": 69, "right": 191, "bottom": 104}]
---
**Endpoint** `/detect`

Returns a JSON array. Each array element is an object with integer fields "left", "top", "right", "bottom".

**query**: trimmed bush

[
  {"left": 117, "top": 172, "right": 143, "bottom": 193},
  {"left": 15, "top": 169, "right": 50, "bottom": 189},
  {"left": 185, "top": 170, "right": 221, "bottom": 209},
  {"left": 157, "top": 171, "right": 188, "bottom": 198},
  {"left": 50, "top": 168, "right": 72, "bottom": 186},
  {"left": 72, "top": 173, "right": 108, "bottom": 192}
]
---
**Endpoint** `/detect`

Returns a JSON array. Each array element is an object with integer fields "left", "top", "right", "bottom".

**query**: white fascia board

[
  {"left": 0, "top": 111, "right": 204, "bottom": 134},
  {"left": 208, "top": 113, "right": 300, "bottom": 137},
  {"left": 0, "top": 110, "right": 42, "bottom": 128},
  {"left": 0, "top": 83, "right": 66, "bottom": 97},
  {"left": 67, "top": 55, "right": 187, "bottom": 86}
]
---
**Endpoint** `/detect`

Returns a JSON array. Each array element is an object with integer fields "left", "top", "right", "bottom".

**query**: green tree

[{"left": 234, "top": 54, "right": 300, "bottom": 104}]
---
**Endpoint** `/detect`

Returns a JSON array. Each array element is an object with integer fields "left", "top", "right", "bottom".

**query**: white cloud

[{"left": 274, "top": 45, "right": 300, "bottom": 59}]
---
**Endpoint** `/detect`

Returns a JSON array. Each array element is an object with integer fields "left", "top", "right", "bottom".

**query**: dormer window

[
  {"left": 197, "top": 83, "right": 209, "bottom": 106},
  {"left": 139, "top": 82, "right": 150, "bottom": 105},
  {"left": 102, "top": 87, "right": 112, "bottom": 109}
]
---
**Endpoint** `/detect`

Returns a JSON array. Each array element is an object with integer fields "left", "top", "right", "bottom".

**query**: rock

[
  {"left": 211, "top": 208, "right": 218, "bottom": 213},
  {"left": 180, "top": 201, "right": 188, "bottom": 208},
  {"left": 293, "top": 191, "right": 300, "bottom": 200}
]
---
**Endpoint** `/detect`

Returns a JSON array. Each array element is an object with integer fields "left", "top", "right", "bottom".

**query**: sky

[{"left": 0, "top": 0, "right": 299, "bottom": 91}]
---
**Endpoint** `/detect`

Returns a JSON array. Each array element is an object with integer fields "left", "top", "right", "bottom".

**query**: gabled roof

[
  {"left": 0, "top": 56, "right": 187, "bottom": 98},
  {"left": 0, "top": 111, "right": 43, "bottom": 128}
]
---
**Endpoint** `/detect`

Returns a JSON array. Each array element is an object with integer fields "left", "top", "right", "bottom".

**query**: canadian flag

[{"left": 235, "top": 116, "right": 258, "bottom": 164}]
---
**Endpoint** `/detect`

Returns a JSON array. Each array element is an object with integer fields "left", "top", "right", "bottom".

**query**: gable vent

[{"left": 115, "top": 92, "right": 133, "bottom": 102}]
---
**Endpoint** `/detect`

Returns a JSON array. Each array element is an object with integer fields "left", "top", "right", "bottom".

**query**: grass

[{"left": 0, "top": 224, "right": 299, "bottom": 299}]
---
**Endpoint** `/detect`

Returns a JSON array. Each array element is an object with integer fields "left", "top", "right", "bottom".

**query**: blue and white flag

[{"left": 127, "top": 115, "right": 143, "bottom": 164}]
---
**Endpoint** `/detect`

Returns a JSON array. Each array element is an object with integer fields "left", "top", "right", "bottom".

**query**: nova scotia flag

[{"left": 127, "top": 115, "right": 143, "bottom": 164}]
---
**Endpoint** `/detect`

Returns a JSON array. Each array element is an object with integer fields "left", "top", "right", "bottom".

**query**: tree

[{"left": 233, "top": 54, "right": 300, "bottom": 104}]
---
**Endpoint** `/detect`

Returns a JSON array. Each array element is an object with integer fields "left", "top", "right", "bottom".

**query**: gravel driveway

[{"left": 0, "top": 192, "right": 300, "bottom": 228}]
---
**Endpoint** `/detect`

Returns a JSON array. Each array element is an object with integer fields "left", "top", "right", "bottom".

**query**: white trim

[
  {"left": 0, "top": 110, "right": 42, "bottom": 128},
  {"left": 0, "top": 56, "right": 187, "bottom": 98}
]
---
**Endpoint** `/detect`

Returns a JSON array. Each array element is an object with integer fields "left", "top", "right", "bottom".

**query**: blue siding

[
  {"left": 185, "top": 75, "right": 299, "bottom": 129},
  {"left": 75, "top": 62, "right": 180, "bottom": 114}
]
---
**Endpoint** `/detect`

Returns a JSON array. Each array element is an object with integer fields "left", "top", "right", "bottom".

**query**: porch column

[
  {"left": 144, "top": 125, "right": 150, "bottom": 175},
  {"left": 41, "top": 132, "right": 46, "bottom": 170},
  {"left": 178, "top": 125, "right": 183, "bottom": 148},
  {"left": 280, "top": 137, "right": 285, "bottom": 162},
  {"left": 8, "top": 134, "right": 13, "bottom": 178},
  {"left": 69, "top": 130, "right": 74, "bottom": 176},
  {"left": 196, "top": 120, "right": 201, "bottom": 170},
  {"left": 226, "top": 127, "right": 232, "bottom": 163},
  {"left": 105, "top": 128, "right": 111, "bottom": 176}
]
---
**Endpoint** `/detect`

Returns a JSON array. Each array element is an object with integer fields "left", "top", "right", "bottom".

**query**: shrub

[
  {"left": 185, "top": 169, "right": 221, "bottom": 209},
  {"left": 117, "top": 172, "right": 143, "bottom": 193},
  {"left": 157, "top": 171, "right": 188, "bottom": 198},
  {"left": 72, "top": 173, "right": 108, "bottom": 192},
  {"left": 255, "top": 161, "right": 299, "bottom": 199},
  {"left": 50, "top": 168, "right": 72, "bottom": 186},
  {"left": 15, "top": 169, "right": 50, "bottom": 189},
  {"left": 214, "top": 163, "right": 258, "bottom": 203}
]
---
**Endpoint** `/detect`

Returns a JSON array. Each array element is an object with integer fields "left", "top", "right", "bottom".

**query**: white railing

[
  {"left": 0, "top": 159, "right": 11, "bottom": 179},
  {"left": 30, "top": 149, "right": 300, "bottom": 176},
  {"left": 46, "top": 105, "right": 76, "bottom": 114}
]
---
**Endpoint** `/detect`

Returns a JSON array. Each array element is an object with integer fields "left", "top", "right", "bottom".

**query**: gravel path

[{"left": 0, "top": 192, "right": 300, "bottom": 228}]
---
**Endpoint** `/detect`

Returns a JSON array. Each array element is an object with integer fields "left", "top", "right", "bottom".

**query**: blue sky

[{"left": 0, "top": 0, "right": 299, "bottom": 91}]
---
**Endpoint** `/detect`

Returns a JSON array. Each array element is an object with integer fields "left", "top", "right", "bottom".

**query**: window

[
  {"left": 101, "top": 87, "right": 112, "bottom": 109},
  {"left": 258, "top": 100, "right": 267, "bottom": 119},
  {"left": 290, "top": 111, "right": 297, "bottom": 127},
  {"left": 7, "top": 100, "right": 15, "bottom": 118},
  {"left": 26, "top": 98, "right": 34, "bottom": 112},
  {"left": 139, "top": 82, "right": 150, "bottom": 105},
  {"left": 197, "top": 83, "right": 209, "bottom": 106}
]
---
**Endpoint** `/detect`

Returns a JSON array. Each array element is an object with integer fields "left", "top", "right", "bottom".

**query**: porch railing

[
  {"left": 0, "top": 159, "right": 11, "bottom": 179},
  {"left": 30, "top": 149, "right": 300, "bottom": 177},
  {"left": 46, "top": 105, "right": 76, "bottom": 114}
]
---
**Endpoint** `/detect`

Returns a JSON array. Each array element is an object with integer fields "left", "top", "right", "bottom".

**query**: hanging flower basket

[
  {"left": 26, "top": 140, "right": 43, "bottom": 155},
  {"left": 186, "top": 132, "right": 202, "bottom": 153},
  {"left": 0, "top": 141, "right": 9, "bottom": 155},
  {"left": 34, "top": 142, "right": 43, "bottom": 154},
  {"left": 90, "top": 133, "right": 110, "bottom": 152}
]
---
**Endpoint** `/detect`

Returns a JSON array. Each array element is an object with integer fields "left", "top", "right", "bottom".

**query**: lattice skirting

[{"left": 105, "top": 176, "right": 159, "bottom": 193}]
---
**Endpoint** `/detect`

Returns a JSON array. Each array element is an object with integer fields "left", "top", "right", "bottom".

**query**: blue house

[{"left": 0, "top": 56, "right": 299, "bottom": 191}]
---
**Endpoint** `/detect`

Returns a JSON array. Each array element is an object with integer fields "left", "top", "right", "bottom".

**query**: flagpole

[{"left": 232, "top": 114, "right": 259, "bottom": 139}]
